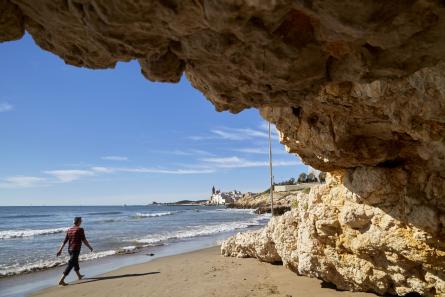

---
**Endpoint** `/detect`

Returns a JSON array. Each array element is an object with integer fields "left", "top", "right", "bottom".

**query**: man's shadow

[{"left": 73, "top": 272, "right": 160, "bottom": 285}]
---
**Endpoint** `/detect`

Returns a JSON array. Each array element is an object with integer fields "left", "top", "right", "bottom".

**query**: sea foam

[
  {"left": 0, "top": 228, "right": 67, "bottom": 240},
  {"left": 0, "top": 250, "right": 117, "bottom": 277},
  {"left": 134, "top": 211, "right": 176, "bottom": 218},
  {"left": 132, "top": 214, "right": 270, "bottom": 244}
]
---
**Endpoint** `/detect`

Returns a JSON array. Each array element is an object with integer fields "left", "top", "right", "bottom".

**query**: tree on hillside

[
  {"left": 318, "top": 172, "right": 327, "bottom": 183},
  {"left": 307, "top": 172, "right": 318, "bottom": 183},
  {"left": 275, "top": 177, "right": 296, "bottom": 185},
  {"left": 298, "top": 173, "right": 307, "bottom": 183}
]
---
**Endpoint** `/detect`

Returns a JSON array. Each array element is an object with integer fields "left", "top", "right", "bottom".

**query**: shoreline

[
  {"left": 0, "top": 225, "right": 264, "bottom": 297},
  {"left": 31, "top": 246, "right": 377, "bottom": 297},
  {"left": 0, "top": 207, "right": 265, "bottom": 280}
]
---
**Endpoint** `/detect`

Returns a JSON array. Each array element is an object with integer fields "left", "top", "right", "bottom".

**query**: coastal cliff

[
  {"left": 227, "top": 184, "right": 317, "bottom": 215},
  {"left": 2, "top": 1, "right": 445, "bottom": 295},
  {"left": 222, "top": 173, "right": 445, "bottom": 296}
]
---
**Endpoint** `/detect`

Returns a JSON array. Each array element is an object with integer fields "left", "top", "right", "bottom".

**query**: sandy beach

[{"left": 32, "top": 246, "right": 377, "bottom": 297}]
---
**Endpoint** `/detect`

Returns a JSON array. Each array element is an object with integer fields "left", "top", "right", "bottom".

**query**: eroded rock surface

[
  {"left": 2, "top": 1, "right": 444, "bottom": 174},
  {"left": 222, "top": 174, "right": 445, "bottom": 296},
  {"left": 1, "top": 1, "right": 445, "bottom": 295}
]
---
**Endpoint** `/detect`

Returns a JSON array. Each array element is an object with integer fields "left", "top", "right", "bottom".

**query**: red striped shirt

[{"left": 64, "top": 226, "right": 86, "bottom": 251}]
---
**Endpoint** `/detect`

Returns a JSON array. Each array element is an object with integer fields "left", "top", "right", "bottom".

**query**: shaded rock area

[
  {"left": 254, "top": 205, "right": 290, "bottom": 216},
  {"left": 228, "top": 189, "right": 304, "bottom": 209},
  {"left": 1, "top": 1, "right": 445, "bottom": 295},
  {"left": 227, "top": 184, "right": 318, "bottom": 215}
]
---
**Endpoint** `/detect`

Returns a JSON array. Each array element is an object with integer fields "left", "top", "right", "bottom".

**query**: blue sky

[{"left": 0, "top": 34, "right": 308, "bottom": 206}]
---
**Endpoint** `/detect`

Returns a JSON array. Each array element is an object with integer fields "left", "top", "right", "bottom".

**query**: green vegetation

[
  {"left": 274, "top": 171, "right": 327, "bottom": 187},
  {"left": 302, "top": 187, "right": 311, "bottom": 194},
  {"left": 298, "top": 172, "right": 318, "bottom": 183},
  {"left": 318, "top": 172, "right": 327, "bottom": 183},
  {"left": 297, "top": 173, "right": 308, "bottom": 183},
  {"left": 260, "top": 187, "right": 271, "bottom": 194},
  {"left": 291, "top": 200, "right": 299, "bottom": 209}
]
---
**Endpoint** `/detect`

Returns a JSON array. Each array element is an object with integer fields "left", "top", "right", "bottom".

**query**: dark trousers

[{"left": 64, "top": 250, "right": 80, "bottom": 276}]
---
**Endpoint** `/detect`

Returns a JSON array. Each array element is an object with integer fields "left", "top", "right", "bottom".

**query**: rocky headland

[
  {"left": 227, "top": 183, "right": 318, "bottom": 215},
  {"left": 2, "top": 1, "right": 444, "bottom": 295}
]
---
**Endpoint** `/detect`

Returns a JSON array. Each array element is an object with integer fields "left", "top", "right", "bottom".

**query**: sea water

[{"left": 0, "top": 205, "right": 269, "bottom": 278}]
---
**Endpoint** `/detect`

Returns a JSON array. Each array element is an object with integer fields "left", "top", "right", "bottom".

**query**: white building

[
  {"left": 208, "top": 188, "right": 243, "bottom": 205},
  {"left": 274, "top": 185, "right": 302, "bottom": 192}
]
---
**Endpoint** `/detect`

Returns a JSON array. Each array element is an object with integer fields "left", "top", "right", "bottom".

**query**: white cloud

[
  {"left": 122, "top": 167, "right": 214, "bottom": 174},
  {"left": 189, "top": 125, "right": 279, "bottom": 142},
  {"left": 188, "top": 149, "right": 215, "bottom": 156},
  {"left": 259, "top": 122, "right": 279, "bottom": 134},
  {"left": 13, "top": 164, "right": 213, "bottom": 186},
  {"left": 233, "top": 147, "right": 268, "bottom": 154},
  {"left": 211, "top": 128, "right": 269, "bottom": 140},
  {"left": 187, "top": 135, "right": 214, "bottom": 141},
  {"left": 44, "top": 170, "right": 95, "bottom": 182},
  {"left": 307, "top": 165, "right": 321, "bottom": 175},
  {"left": 232, "top": 147, "right": 288, "bottom": 155},
  {"left": 91, "top": 166, "right": 214, "bottom": 175},
  {"left": 0, "top": 176, "right": 46, "bottom": 188},
  {"left": 101, "top": 156, "right": 128, "bottom": 161},
  {"left": 201, "top": 156, "right": 300, "bottom": 168},
  {"left": 0, "top": 102, "right": 13, "bottom": 113},
  {"left": 162, "top": 149, "right": 214, "bottom": 156},
  {"left": 91, "top": 167, "right": 116, "bottom": 173}
]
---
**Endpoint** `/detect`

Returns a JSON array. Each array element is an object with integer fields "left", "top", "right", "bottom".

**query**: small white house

[
  {"left": 209, "top": 193, "right": 226, "bottom": 205},
  {"left": 274, "top": 185, "right": 303, "bottom": 192},
  {"left": 208, "top": 189, "right": 242, "bottom": 205}
]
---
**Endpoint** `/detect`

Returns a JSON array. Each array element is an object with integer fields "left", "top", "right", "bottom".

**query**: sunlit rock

[{"left": 1, "top": 1, "right": 445, "bottom": 295}]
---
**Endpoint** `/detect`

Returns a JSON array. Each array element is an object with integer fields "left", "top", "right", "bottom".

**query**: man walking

[{"left": 56, "top": 217, "right": 93, "bottom": 286}]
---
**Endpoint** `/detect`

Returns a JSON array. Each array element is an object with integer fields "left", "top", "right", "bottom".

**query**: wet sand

[{"left": 32, "top": 246, "right": 377, "bottom": 297}]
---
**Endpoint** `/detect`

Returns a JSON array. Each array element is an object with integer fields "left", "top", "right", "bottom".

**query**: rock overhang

[
  {"left": 1, "top": 0, "right": 445, "bottom": 204},
  {"left": 2, "top": 1, "right": 445, "bottom": 295}
]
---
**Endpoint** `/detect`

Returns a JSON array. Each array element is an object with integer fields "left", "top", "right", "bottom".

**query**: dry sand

[{"left": 32, "top": 246, "right": 377, "bottom": 297}]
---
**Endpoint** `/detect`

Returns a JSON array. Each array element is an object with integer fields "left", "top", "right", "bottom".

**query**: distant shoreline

[{"left": 163, "top": 203, "right": 208, "bottom": 206}]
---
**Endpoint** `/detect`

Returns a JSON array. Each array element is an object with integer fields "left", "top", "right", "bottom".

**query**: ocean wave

[
  {"left": 2, "top": 214, "right": 54, "bottom": 219},
  {"left": 131, "top": 214, "right": 270, "bottom": 244},
  {"left": 96, "top": 218, "right": 122, "bottom": 223},
  {"left": 86, "top": 211, "right": 123, "bottom": 216},
  {"left": 79, "top": 250, "right": 117, "bottom": 261},
  {"left": 204, "top": 208, "right": 256, "bottom": 214},
  {"left": 0, "top": 212, "right": 271, "bottom": 278},
  {"left": 0, "top": 259, "right": 66, "bottom": 277},
  {"left": 134, "top": 211, "right": 176, "bottom": 218},
  {"left": 0, "top": 250, "right": 117, "bottom": 277},
  {"left": 0, "top": 245, "right": 160, "bottom": 277},
  {"left": 116, "top": 245, "right": 141, "bottom": 255},
  {"left": 0, "top": 228, "right": 67, "bottom": 240}
]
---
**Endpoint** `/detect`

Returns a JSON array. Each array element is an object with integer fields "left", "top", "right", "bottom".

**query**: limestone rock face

[
  {"left": 0, "top": 0, "right": 24, "bottom": 41},
  {"left": 1, "top": 1, "right": 445, "bottom": 295},
  {"left": 222, "top": 174, "right": 445, "bottom": 296},
  {"left": 228, "top": 186, "right": 314, "bottom": 209},
  {"left": 2, "top": 1, "right": 445, "bottom": 174}
]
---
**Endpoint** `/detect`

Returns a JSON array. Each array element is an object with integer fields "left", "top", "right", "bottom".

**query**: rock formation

[
  {"left": 1, "top": 0, "right": 444, "bottom": 295},
  {"left": 228, "top": 189, "right": 301, "bottom": 209},
  {"left": 223, "top": 174, "right": 445, "bottom": 296}
]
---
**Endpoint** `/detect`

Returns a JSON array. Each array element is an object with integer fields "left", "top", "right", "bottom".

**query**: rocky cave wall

[
  {"left": 1, "top": 0, "right": 444, "bottom": 295},
  {"left": 223, "top": 173, "right": 445, "bottom": 296}
]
